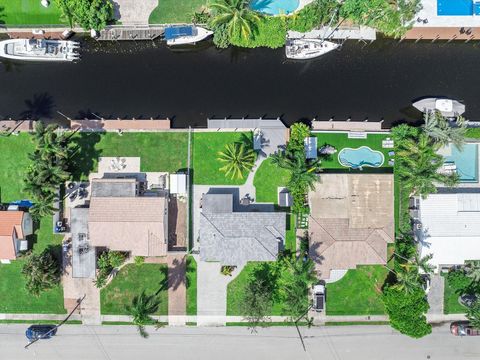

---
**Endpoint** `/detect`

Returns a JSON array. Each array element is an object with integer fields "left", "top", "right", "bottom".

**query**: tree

[
  {"left": 466, "top": 301, "right": 480, "bottom": 329},
  {"left": 22, "top": 250, "right": 60, "bottom": 297},
  {"left": 54, "top": 0, "right": 113, "bottom": 31},
  {"left": 412, "top": 253, "right": 435, "bottom": 275},
  {"left": 392, "top": 265, "right": 420, "bottom": 294},
  {"left": 30, "top": 195, "right": 58, "bottom": 220},
  {"left": 423, "top": 111, "right": 467, "bottom": 149},
  {"left": 240, "top": 278, "right": 273, "bottom": 330},
  {"left": 209, "top": 0, "right": 261, "bottom": 40},
  {"left": 465, "top": 261, "right": 480, "bottom": 283},
  {"left": 287, "top": 122, "right": 311, "bottom": 153},
  {"left": 383, "top": 286, "right": 431, "bottom": 338},
  {"left": 53, "top": 0, "right": 75, "bottom": 28},
  {"left": 126, "top": 291, "right": 160, "bottom": 338},
  {"left": 217, "top": 142, "right": 255, "bottom": 179}
]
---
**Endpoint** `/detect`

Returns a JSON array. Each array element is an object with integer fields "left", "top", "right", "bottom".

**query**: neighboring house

[
  {"left": 0, "top": 210, "right": 33, "bottom": 263},
  {"left": 199, "top": 193, "right": 286, "bottom": 266},
  {"left": 309, "top": 174, "right": 394, "bottom": 280},
  {"left": 419, "top": 191, "right": 480, "bottom": 273}
]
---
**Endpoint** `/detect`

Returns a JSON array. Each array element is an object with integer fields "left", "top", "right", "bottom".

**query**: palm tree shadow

[
  {"left": 155, "top": 265, "right": 169, "bottom": 296},
  {"left": 20, "top": 93, "right": 55, "bottom": 120}
]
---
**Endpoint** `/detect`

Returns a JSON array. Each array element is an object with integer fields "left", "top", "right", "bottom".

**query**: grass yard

[
  {"left": 0, "top": 217, "right": 66, "bottom": 314},
  {"left": 149, "top": 0, "right": 206, "bottom": 24},
  {"left": 326, "top": 265, "right": 388, "bottom": 316},
  {"left": 443, "top": 272, "right": 470, "bottom": 314},
  {"left": 253, "top": 158, "right": 290, "bottom": 204},
  {"left": 227, "top": 262, "right": 289, "bottom": 316},
  {"left": 0, "top": 0, "right": 65, "bottom": 25},
  {"left": 101, "top": 264, "right": 168, "bottom": 315},
  {"left": 70, "top": 132, "right": 188, "bottom": 180},
  {"left": 192, "top": 132, "right": 253, "bottom": 185},
  {"left": 285, "top": 214, "right": 296, "bottom": 254},
  {"left": 313, "top": 132, "right": 393, "bottom": 170},
  {"left": 186, "top": 255, "right": 197, "bottom": 315}
]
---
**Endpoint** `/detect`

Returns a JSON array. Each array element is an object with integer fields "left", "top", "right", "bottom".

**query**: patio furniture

[
  {"left": 382, "top": 139, "right": 394, "bottom": 148},
  {"left": 388, "top": 151, "right": 395, "bottom": 156}
]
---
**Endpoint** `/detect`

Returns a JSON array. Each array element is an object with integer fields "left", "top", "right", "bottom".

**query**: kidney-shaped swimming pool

[{"left": 338, "top": 146, "right": 385, "bottom": 169}]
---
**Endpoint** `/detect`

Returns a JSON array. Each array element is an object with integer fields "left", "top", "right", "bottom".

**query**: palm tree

[
  {"left": 30, "top": 198, "right": 58, "bottom": 219},
  {"left": 465, "top": 261, "right": 480, "bottom": 282},
  {"left": 413, "top": 253, "right": 435, "bottom": 275},
  {"left": 467, "top": 301, "right": 480, "bottom": 329},
  {"left": 209, "top": 0, "right": 261, "bottom": 40},
  {"left": 392, "top": 265, "right": 420, "bottom": 294},
  {"left": 21, "top": 250, "right": 60, "bottom": 296},
  {"left": 217, "top": 142, "right": 255, "bottom": 179},
  {"left": 422, "top": 111, "right": 467, "bottom": 149},
  {"left": 126, "top": 291, "right": 160, "bottom": 338},
  {"left": 272, "top": 150, "right": 321, "bottom": 192}
]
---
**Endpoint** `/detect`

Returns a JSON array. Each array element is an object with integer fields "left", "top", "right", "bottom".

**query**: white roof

[
  {"left": 420, "top": 193, "right": 480, "bottom": 268},
  {"left": 170, "top": 173, "right": 187, "bottom": 195}
]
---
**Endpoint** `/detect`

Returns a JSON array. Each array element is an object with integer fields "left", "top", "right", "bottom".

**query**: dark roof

[
  {"left": 165, "top": 26, "right": 193, "bottom": 40},
  {"left": 91, "top": 178, "right": 137, "bottom": 198}
]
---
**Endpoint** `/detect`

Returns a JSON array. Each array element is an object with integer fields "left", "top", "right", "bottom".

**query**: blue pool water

[
  {"left": 437, "top": 0, "right": 480, "bottom": 16},
  {"left": 338, "top": 146, "right": 385, "bottom": 169},
  {"left": 250, "top": 0, "right": 299, "bottom": 15},
  {"left": 444, "top": 143, "right": 478, "bottom": 182}
]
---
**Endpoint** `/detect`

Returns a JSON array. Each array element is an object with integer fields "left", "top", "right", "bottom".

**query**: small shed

[
  {"left": 304, "top": 137, "right": 318, "bottom": 159},
  {"left": 170, "top": 173, "right": 187, "bottom": 195},
  {"left": 278, "top": 187, "right": 292, "bottom": 207}
]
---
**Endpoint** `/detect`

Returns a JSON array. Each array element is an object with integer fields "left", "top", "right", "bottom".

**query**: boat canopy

[{"left": 165, "top": 26, "right": 194, "bottom": 40}]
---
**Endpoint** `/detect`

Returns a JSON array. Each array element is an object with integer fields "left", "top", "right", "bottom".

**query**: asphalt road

[{"left": 1, "top": 324, "right": 478, "bottom": 360}]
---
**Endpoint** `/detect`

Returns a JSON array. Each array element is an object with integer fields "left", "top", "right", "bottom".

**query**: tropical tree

[
  {"left": 29, "top": 196, "right": 58, "bottom": 219},
  {"left": 53, "top": 0, "right": 75, "bottom": 28},
  {"left": 392, "top": 265, "right": 420, "bottom": 294},
  {"left": 466, "top": 301, "right": 480, "bottom": 329},
  {"left": 422, "top": 111, "right": 467, "bottom": 149},
  {"left": 209, "top": 0, "right": 262, "bottom": 40},
  {"left": 465, "top": 261, "right": 480, "bottom": 283},
  {"left": 217, "top": 142, "right": 255, "bottom": 179},
  {"left": 53, "top": 0, "right": 113, "bottom": 31},
  {"left": 412, "top": 253, "right": 435, "bottom": 275},
  {"left": 126, "top": 291, "right": 160, "bottom": 338},
  {"left": 22, "top": 250, "right": 60, "bottom": 297},
  {"left": 287, "top": 122, "right": 310, "bottom": 153},
  {"left": 240, "top": 277, "right": 273, "bottom": 330}
]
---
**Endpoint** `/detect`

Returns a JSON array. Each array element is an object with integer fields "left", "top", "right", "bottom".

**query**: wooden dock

[
  {"left": 98, "top": 27, "right": 164, "bottom": 41},
  {"left": 403, "top": 27, "right": 480, "bottom": 41}
]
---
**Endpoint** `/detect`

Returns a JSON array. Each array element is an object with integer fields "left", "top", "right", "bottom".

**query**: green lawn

[
  {"left": 149, "top": 0, "right": 206, "bottom": 24},
  {"left": 326, "top": 265, "right": 388, "bottom": 315},
  {"left": 186, "top": 255, "right": 197, "bottom": 315},
  {"left": 100, "top": 264, "right": 168, "bottom": 315},
  {"left": 0, "top": 0, "right": 65, "bottom": 25},
  {"left": 0, "top": 216, "right": 66, "bottom": 314},
  {"left": 285, "top": 214, "right": 296, "bottom": 254},
  {"left": 70, "top": 132, "right": 188, "bottom": 180},
  {"left": 313, "top": 132, "right": 393, "bottom": 170},
  {"left": 227, "top": 262, "right": 289, "bottom": 316},
  {"left": 443, "top": 272, "right": 470, "bottom": 315},
  {"left": 253, "top": 158, "right": 291, "bottom": 204},
  {"left": 192, "top": 132, "right": 252, "bottom": 185}
]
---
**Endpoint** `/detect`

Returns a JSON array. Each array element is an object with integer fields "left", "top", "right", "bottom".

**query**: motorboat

[
  {"left": 285, "top": 38, "right": 339, "bottom": 60},
  {"left": 413, "top": 98, "right": 466, "bottom": 117},
  {"left": 164, "top": 25, "right": 213, "bottom": 46},
  {"left": 0, "top": 38, "right": 80, "bottom": 62}
]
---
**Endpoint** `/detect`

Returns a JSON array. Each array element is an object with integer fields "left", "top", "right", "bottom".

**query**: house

[
  {"left": 0, "top": 210, "right": 33, "bottom": 263},
  {"left": 309, "top": 174, "right": 394, "bottom": 280},
  {"left": 418, "top": 191, "right": 480, "bottom": 273},
  {"left": 199, "top": 193, "right": 286, "bottom": 266}
]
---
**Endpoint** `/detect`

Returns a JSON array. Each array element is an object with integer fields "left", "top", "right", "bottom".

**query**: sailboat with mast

[{"left": 285, "top": 8, "right": 341, "bottom": 60}]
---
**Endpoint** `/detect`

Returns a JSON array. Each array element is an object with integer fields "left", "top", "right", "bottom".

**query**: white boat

[
  {"left": 285, "top": 38, "right": 339, "bottom": 60},
  {"left": 0, "top": 38, "right": 80, "bottom": 62},
  {"left": 413, "top": 98, "right": 466, "bottom": 117},
  {"left": 165, "top": 25, "right": 213, "bottom": 46}
]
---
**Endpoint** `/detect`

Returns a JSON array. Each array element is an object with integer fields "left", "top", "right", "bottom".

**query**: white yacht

[
  {"left": 0, "top": 38, "right": 80, "bottom": 62},
  {"left": 164, "top": 25, "right": 213, "bottom": 46},
  {"left": 413, "top": 98, "right": 466, "bottom": 117},
  {"left": 285, "top": 38, "right": 339, "bottom": 60}
]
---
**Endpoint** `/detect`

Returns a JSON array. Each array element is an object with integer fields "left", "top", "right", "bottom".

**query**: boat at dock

[
  {"left": 164, "top": 25, "right": 213, "bottom": 46},
  {"left": 285, "top": 38, "right": 339, "bottom": 60},
  {"left": 413, "top": 98, "right": 465, "bottom": 117},
  {"left": 0, "top": 38, "right": 80, "bottom": 62}
]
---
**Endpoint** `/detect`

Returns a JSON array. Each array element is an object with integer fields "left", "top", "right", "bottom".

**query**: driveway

[
  {"left": 112, "top": 0, "right": 158, "bottom": 25},
  {"left": 428, "top": 274, "right": 445, "bottom": 315}
]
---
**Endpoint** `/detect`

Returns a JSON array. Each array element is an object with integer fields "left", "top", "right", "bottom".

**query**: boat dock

[
  {"left": 98, "top": 26, "right": 164, "bottom": 41},
  {"left": 288, "top": 26, "right": 377, "bottom": 41}
]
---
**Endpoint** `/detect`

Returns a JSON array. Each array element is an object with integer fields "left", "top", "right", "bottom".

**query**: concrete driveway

[{"left": 112, "top": 0, "right": 158, "bottom": 25}]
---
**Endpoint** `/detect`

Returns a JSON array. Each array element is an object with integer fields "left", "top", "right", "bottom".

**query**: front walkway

[{"left": 112, "top": 0, "right": 158, "bottom": 25}]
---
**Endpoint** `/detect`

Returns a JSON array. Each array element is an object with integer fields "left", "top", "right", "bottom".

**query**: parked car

[
  {"left": 459, "top": 294, "right": 478, "bottom": 308},
  {"left": 25, "top": 325, "right": 57, "bottom": 341},
  {"left": 450, "top": 321, "right": 480, "bottom": 336},
  {"left": 313, "top": 283, "right": 326, "bottom": 312}
]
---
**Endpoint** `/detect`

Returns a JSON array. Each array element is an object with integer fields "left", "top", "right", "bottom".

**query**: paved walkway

[
  {"left": 167, "top": 254, "right": 187, "bottom": 326},
  {"left": 112, "top": 0, "right": 158, "bottom": 25},
  {"left": 428, "top": 275, "right": 446, "bottom": 315}
]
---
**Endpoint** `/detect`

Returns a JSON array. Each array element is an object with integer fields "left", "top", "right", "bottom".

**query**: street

[{"left": 1, "top": 324, "right": 479, "bottom": 360}]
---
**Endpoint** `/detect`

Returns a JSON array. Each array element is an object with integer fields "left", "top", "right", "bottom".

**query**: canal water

[{"left": 0, "top": 36, "right": 479, "bottom": 128}]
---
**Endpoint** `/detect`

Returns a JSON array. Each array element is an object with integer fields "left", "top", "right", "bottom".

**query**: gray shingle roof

[{"left": 200, "top": 194, "right": 286, "bottom": 266}]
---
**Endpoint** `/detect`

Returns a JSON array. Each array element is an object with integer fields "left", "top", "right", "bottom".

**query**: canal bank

[{"left": 0, "top": 36, "right": 479, "bottom": 128}]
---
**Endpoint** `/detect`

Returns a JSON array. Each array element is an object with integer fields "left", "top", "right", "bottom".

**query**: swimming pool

[
  {"left": 338, "top": 146, "right": 385, "bottom": 169},
  {"left": 250, "top": 0, "right": 300, "bottom": 15},
  {"left": 437, "top": 0, "right": 480, "bottom": 16},
  {"left": 444, "top": 143, "right": 478, "bottom": 182}
]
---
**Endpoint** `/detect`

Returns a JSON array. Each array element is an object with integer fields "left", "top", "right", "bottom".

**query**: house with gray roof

[{"left": 199, "top": 193, "right": 286, "bottom": 266}]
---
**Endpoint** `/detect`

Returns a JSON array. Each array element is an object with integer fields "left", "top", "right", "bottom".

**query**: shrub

[
  {"left": 287, "top": 0, "right": 339, "bottom": 32},
  {"left": 446, "top": 270, "right": 472, "bottom": 293},
  {"left": 230, "top": 17, "right": 287, "bottom": 49},
  {"left": 287, "top": 123, "right": 311, "bottom": 153},
  {"left": 221, "top": 265, "right": 236, "bottom": 276},
  {"left": 22, "top": 250, "right": 60, "bottom": 297},
  {"left": 212, "top": 24, "right": 232, "bottom": 49},
  {"left": 94, "top": 251, "right": 126, "bottom": 288},
  {"left": 134, "top": 256, "right": 145, "bottom": 266}
]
